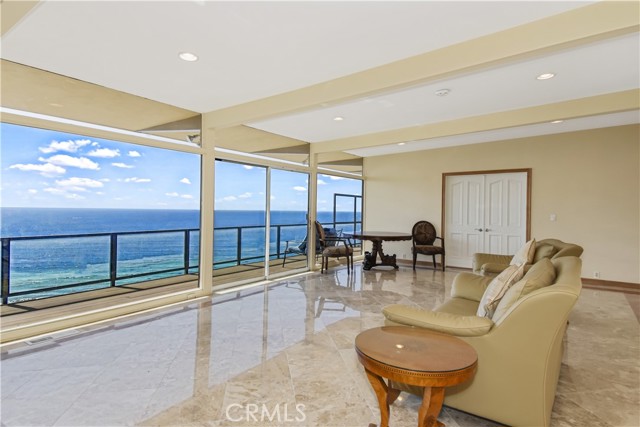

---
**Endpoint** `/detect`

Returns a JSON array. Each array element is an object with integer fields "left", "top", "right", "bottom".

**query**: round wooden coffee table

[{"left": 355, "top": 326, "right": 477, "bottom": 427}]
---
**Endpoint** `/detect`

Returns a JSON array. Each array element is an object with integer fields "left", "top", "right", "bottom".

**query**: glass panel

[
  {"left": 213, "top": 160, "right": 266, "bottom": 285},
  {"left": 317, "top": 174, "right": 363, "bottom": 255},
  {"left": 270, "top": 169, "right": 309, "bottom": 275},
  {"left": 0, "top": 123, "right": 201, "bottom": 303}
]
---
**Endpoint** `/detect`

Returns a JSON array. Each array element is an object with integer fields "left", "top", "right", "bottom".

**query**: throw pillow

[
  {"left": 492, "top": 258, "right": 557, "bottom": 322},
  {"left": 533, "top": 244, "right": 558, "bottom": 263},
  {"left": 476, "top": 263, "right": 525, "bottom": 318},
  {"left": 510, "top": 239, "right": 536, "bottom": 266}
]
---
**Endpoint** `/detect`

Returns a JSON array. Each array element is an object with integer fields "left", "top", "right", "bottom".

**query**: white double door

[{"left": 445, "top": 172, "right": 529, "bottom": 268}]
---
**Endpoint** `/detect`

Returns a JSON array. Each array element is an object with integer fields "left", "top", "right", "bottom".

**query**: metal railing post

[
  {"left": 1, "top": 238, "right": 10, "bottom": 305},
  {"left": 109, "top": 234, "right": 118, "bottom": 287},
  {"left": 236, "top": 227, "right": 242, "bottom": 266},
  {"left": 184, "top": 230, "right": 191, "bottom": 275},
  {"left": 276, "top": 225, "right": 282, "bottom": 259}
]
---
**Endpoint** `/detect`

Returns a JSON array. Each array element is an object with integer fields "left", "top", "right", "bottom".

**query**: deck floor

[{"left": 0, "top": 254, "right": 317, "bottom": 332}]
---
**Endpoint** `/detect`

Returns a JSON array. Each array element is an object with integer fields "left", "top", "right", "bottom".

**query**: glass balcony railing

[{"left": 1, "top": 220, "right": 362, "bottom": 304}]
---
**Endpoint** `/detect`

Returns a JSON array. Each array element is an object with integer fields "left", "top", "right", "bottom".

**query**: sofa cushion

[
  {"left": 451, "top": 272, "right": 493, "bottom": 302},
  {"left": 383, "top": 305, "right": 494, "bottom": 337},
  {"left": 435, "top": 297, "right": 480, "bottom": 316},
  {"left": 533, "top": 244, "right": 558, "bottom": 263},
  {"left": 510, "top": 239, "right": 536, "bottom": 266},
  {"left": 477, "top": 263, "right": 525, "bottom": 318},
  {"left": 492, "top": 258, "right": 557, "bottom": 322}
]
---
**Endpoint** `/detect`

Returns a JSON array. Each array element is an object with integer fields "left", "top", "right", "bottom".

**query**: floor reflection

[{"left": 1, "top": 265, "right": 638, "bottom": 427}]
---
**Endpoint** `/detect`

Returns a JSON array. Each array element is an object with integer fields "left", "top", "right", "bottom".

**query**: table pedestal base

[{"left": 363, "top": 240, "right": 399, "bottom": 270}]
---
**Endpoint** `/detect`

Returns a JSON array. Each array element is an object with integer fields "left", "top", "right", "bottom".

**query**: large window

[
  {"left": 0, "top": 123, "right": 201, "bottom": 303},
  {"left": 317, "top": 173, "right": 363, "bottom": 236}
]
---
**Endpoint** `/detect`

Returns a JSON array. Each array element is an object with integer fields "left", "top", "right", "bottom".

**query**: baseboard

[{"left": 581, "top": 278, "right": 640, "bottom": 294}]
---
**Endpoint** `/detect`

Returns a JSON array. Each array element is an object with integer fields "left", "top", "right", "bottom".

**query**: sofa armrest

[
  {"left": 451, "top": 272, "right": 493, "bottom": 301},
  {"left": 383, "top": 304, "right": 494, "bottom": 337},
  {"left": 481, "top": 262, "right": 510, "bottom": 274},
  {"left": 472, "top": 253, "right": 513, "bottom": 272}
]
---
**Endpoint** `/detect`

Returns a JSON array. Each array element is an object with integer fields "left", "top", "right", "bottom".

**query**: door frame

[{"left": 441, "top": 168, "right": 532, "bottom": 254}]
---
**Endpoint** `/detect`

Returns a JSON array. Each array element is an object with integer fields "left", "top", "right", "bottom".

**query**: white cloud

[
  {"left": 317, "top": 179, "right": 327, "bottom": 185},
  {"left": 99, "top": 178, "right": 111, "bottom": 182},
  {"left": 27, "top": 189, "right": 38, "bottom": 194},
  {"left": 124, "top": 177, "right": 151, "bottom": 183},
  {"left": 128, "top": 150, "right": 142, "bottom": 157},
  {"left": 165, "top": 192, "right": 179, "bottom": 197},
  {"left": 180, "top": 194, "right": 193, "bottom": 199},
  {"left": 180, "top": 178, "right": 191, "bottom": 185},
  {"left": 40, "top": 155, "right": 100, "bottom": 170},
  {"left": 43, "top": 187, "right": 86, "bottom": 199},
  {"left": 55, "top": 177, "right": 104, "bottom": 189},
  {"left": 243, "top": 165, "right": 254, "bottom": 170},
  {"left": 329, "top": 176, "right": 345, "bottom": 180},
  {"left": 10, "top": 163, "right": 66, "bottom": 177},
  {"left": 223, "top": 196, "right": 237, "bottom": 201},
  {"left": 112, "top": 162, "right": 134, "bottom": 169},
  {"left": 39, "top": 139, "right": 91, "bottom": 154},
  {"left": 87, "top": 148, "right": 120, "bottom": 158},
  {"left": 238, "top": 192, "right": 252, "bottom": 199},
  {"left": 292, "top": 186, "right": 307, "bottom": 192}
]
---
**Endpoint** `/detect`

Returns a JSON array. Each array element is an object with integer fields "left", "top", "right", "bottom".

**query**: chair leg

[
  {"left": 432, "top": 255, "right": 437, "bottom": 270},
  {"left": 282, "top": 251, "right": 287, "bottom": 267},
  {"left": 441, "top": 254, "right": 445, "bottom": 271},
  {"left": 412, "top": 251, "right": 417, "bottom": 270}
]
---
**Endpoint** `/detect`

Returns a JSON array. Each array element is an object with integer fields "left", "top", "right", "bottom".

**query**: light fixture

[
  {"left": 186, "top": 134, "right": 201, "bottom": 144},
  {"left": 333, "top": 116, "right": 344, "bottom": 121},
  {"left": 536, "top": 73, "right": 555, "bottom": 80},
  {"left": 395, "top": 344, "right": 404, "bottom": 349},
  {"left": 551, "top": 120, "right": 564, "bottom": 124},
  {"left": 435, "top": 88, "right": 451, "bottom": 96},
  {"left": 179, "top": 52, "right": 199, "bottom": 62},
  {"left": 398, "top": 142, "right": 406, "bottom": 146}
]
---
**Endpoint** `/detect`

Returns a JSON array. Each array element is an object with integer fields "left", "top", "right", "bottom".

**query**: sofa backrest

[
  {"left": 536, "top": 238, "right": 584, "bottom": 260},
  {"left": 493, "top": 256, "right": 582, "bottom": 328}
]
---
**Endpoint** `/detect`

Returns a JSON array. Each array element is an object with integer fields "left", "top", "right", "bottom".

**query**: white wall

[{"left": 363, "top": 125, "right": 640, "bottom": 284}]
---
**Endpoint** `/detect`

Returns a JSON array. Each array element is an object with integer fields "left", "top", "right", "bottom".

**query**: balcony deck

[{"left": 0, "top": 254, "right": 313, "bottom": 335}]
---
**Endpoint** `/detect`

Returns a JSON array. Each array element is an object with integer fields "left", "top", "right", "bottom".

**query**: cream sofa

[
  {"left": 473, "top": 238, "right": 583, "bottom": 275},
  {"left": 383, "top": 256, "right": 582, "bottom": 427}
]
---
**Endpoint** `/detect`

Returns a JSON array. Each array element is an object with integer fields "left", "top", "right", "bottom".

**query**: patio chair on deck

[{"left": 316, "top": 221, "right": 353, "bottom": 273}]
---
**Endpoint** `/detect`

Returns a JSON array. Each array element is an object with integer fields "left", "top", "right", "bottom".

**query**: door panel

[
  {"left": 446, "top": 175, "right": 485, "bottom": 267},
  {"left": 445, "top": 172, "right": 528, "bottom": 268}
]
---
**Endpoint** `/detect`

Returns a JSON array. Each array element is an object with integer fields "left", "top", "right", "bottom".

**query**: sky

[{"left": 1, "top": 123, "right": 362, "bottom": 211}]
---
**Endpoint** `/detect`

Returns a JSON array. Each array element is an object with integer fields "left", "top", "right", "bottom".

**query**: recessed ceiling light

[
  {"left": 551, "top": 120, "right": 564, "bottom": 124},
  {"left": 333, "top": 116, "right": 344, "bottom": 121},
  {"left": 435, "top": 89, "right": 451, "bottom": 96},
  {"left": 398, "top": 142, "right": 406, "bottom": 146},
  {"left": 536, "top": 73, "right": 555, "bottom": 80},
  {"left": 179, "top": 52, "right": 199, "bottom": 62}
]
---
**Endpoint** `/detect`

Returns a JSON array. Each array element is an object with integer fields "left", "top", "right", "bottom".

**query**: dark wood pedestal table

[
  {"left": 355, "top": 326, "right": 477, "bottom": 427},
  {"left": 349, "top": 231, "right": 412, "bottom": 270}
]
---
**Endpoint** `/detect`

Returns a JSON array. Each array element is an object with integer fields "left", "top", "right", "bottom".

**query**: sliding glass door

[
  {"left": 213, "top": 160, "right": 267, "bottom": 285},
  {"left": 269, "top": 169, "right": 309, "bottom": 277},
  {"left": 213, "top": 161, "right": 311, "bottom": 286}
]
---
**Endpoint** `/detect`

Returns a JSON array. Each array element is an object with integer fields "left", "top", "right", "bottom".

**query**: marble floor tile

[{"left": 1, "top": 265, "right": 638, "bottom": 426}]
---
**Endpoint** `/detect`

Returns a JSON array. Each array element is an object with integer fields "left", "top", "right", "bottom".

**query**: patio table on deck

[{"left": 348, "top": 231, "right": 412, "bottom": 270}]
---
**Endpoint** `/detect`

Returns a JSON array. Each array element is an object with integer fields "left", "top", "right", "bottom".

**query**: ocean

[{"left": 0, "top": 208, "right": 360, "bottom": 302}]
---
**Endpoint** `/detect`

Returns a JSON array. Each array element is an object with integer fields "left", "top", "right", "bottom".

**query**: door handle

[
  {"left": 475, "top": 228, "right": 483, "bottom": 232},
  {"left": 485, "top": 228, "right": 491, "bottom": 232}
]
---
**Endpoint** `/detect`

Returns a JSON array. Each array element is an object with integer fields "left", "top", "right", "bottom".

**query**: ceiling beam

[
  {"left": 203, "top": 1, "right": 639, "bottom": 129},
  {"left": 311, "top": 90, "right": 640, "bottom": 154},
  {"left": 0, "top": 0, "right": 40, "bottom": 37}
]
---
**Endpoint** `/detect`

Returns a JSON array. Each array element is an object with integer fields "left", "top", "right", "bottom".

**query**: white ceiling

[{"left": 1, "top": 0, "right": 638, "bottom": 158}]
